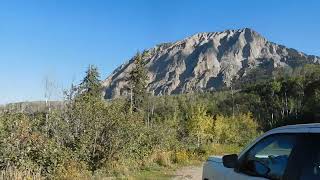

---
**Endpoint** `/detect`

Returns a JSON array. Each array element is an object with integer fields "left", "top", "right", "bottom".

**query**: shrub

[
  {"left": 155, "top": 151, "right": 172, "bottom": 167},
  {"left": 206, "top": 143, "right": 242, "bottom": 156},
  {"left": 173, "top": 150, "right": 189, "bottom": 164},
  {"left": 214, "top": 113, "right": 260, "bottom": 146},
  {"left": 52, "top": 160, "right": 91, "bottom": 180}
]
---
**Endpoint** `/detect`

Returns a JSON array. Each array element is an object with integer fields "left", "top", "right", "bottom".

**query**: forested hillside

[{"left": 0, "top": 59, "right": 320, "bottom": 179}]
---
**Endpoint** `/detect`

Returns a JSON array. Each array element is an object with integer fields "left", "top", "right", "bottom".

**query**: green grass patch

[{"left": 129, "top": 165, "right": 175, "bottom": 180}]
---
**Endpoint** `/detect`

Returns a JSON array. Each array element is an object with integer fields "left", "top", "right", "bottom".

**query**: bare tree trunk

[
  {"left": 231, "top": 85, "right": 235, "bottom": 119},
  {"left": 44, "top": 76, "right": 57, "bottom": 136},
  {"left": 130, "top": 87, "right": 133, "bottom": 114},
  {"left": 151, "top": 103, "right": 154, "bottom": 127},
  {"left": 197, "top": 135, "right": 200, "bottom": 148},
  {"left": 93, "top": 130, "right": 98, "bottom": 159}
]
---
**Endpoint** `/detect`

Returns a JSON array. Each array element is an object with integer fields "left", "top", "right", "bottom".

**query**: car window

[
  {"left": 298, "top": 134, "right": 320, "bottom": 180},
  {"left": 239, "top": 134, "right": 299, "bottom": 180}
]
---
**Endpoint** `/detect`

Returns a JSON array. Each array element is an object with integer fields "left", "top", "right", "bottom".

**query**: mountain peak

[
  {"left": 239, "top": 27, "right": 254, "bottom": 31},
  {"left": 102, "top": 29, "right": 320, "bottom": 99}
]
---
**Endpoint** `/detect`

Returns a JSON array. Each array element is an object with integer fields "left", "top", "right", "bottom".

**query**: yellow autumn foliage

[{"left": 214, "top": 113, "right": 260, "bottom": 146}]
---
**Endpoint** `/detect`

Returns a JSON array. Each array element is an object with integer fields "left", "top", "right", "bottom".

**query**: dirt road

[{"left": 172, "top": 165, "right": 203, "bottom": 180}]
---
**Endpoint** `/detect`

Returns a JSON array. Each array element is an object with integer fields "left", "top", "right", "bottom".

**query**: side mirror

[{"left": 222, "top": 154, "right": 238, "bottom": 168}]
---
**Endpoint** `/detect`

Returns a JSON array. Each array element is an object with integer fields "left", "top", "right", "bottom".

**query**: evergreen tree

[
  {"left": 79, "top": 65, "right": 102, "bottom": 99},
  {"left": 128, "top": 51, "right": 148, "bottom": 112}
]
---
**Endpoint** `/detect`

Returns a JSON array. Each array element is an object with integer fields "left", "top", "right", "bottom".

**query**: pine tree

[
  {"left": 78, "top": 65, "right": 102, "bottom": 99},
  {"left": 128, "top": 52, "right": 148, "bottom": 112}
]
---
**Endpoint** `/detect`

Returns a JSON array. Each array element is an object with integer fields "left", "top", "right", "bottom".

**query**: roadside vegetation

[{"left": 1, "top": 53, "right": 320, "bottom": 179}]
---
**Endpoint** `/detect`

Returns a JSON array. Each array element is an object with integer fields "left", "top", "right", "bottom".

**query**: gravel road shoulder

[{"left": 172, "top": 165, "right": 203, "bottom": 180}]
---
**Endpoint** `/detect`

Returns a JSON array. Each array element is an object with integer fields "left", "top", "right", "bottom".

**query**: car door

[
  {"left": 283, "top": 133, "right": 320, "bottom": 180},
  {"left": 225, "top": 133, "right": 302, "bottom": 180}
]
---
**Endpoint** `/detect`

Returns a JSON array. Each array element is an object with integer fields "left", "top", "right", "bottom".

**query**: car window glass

[
  {"left": 240, "top": 134, "right": 298, "bottom": 180},
  {"left": 299, "top": 134, "right": 320, "bottom": 180}
]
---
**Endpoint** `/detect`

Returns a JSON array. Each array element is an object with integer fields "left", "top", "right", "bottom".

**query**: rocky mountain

[{"left": 102, "top": 28, "right": 320, "bottom": 99}]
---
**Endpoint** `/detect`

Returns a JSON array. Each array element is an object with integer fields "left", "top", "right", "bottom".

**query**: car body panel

[{"left": 203, "top": 156, "right": 268, "bottom": 180}]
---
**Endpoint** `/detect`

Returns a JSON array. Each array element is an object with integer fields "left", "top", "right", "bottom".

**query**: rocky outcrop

[{"left": 102, "top": 28, "right": 320, "bottom": 99}]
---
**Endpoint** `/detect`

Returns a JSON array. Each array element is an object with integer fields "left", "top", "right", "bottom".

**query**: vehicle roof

[{"left": 268, "top": 123, "right": 320, "bottom": 134}]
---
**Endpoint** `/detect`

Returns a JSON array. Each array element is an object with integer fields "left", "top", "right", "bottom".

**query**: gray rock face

[{"left": 102, "top": 28, "right": 320, "bottom": 99}]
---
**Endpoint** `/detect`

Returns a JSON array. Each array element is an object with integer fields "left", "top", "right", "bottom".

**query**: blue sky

[{"left": 0, "top": 0, "right": 319, "bottom": 104}]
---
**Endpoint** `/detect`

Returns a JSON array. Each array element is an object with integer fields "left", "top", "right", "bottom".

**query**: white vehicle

[{"left": 202, "top": 123, "right": 320, "bottom": 180}]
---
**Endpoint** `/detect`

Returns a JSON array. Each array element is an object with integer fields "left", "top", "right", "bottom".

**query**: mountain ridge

[{"left": 102, "top": 28, "right": 320, "bottom": 99}]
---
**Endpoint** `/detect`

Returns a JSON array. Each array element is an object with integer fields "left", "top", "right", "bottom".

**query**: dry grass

[{"left": 0, "top": 166, "right": 43, "bottom": 180}]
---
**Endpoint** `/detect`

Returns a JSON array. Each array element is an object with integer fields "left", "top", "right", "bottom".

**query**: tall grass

[{"left": 0, "top": 166, "right": 43, "bottom": 180}]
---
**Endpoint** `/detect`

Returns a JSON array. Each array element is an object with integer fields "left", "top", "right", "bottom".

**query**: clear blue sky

[{"left": 0, "top": 0, "right": 319, "bottom": 104}]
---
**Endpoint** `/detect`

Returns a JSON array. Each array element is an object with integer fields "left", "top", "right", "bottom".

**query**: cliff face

[{"left": 102, "top": 28, "right": 320, "bottom": 99}]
